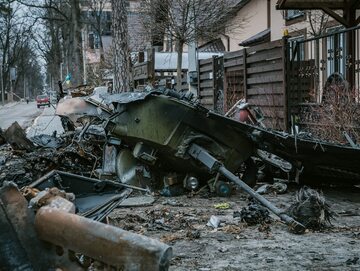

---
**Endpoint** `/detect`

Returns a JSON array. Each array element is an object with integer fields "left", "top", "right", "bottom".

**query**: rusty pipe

[{"left": 35, "top": 207, "right": 172, "bottom": 271}]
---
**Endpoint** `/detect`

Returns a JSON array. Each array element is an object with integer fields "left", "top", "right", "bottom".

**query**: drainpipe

[{"left": 222, "top": 34, "right": 230, "bottom": 51}]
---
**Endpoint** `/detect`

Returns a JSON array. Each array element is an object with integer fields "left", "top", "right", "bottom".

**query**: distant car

[{"left": 36, "top": 94, "right": 50, "bottom": 108}]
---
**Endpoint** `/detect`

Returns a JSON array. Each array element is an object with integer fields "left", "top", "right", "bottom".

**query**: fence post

[
  {"left": 223, "top": 53, "right": 228, "bottom": 112},
  {"left": 243, "top": 48, "right": 247, "bottom": 101},
  {"left": 212, "top": 56, "right": 216, "bottom": 111},
  {"left": 282, "top": 36, "right": 289, "bottom": 131}
]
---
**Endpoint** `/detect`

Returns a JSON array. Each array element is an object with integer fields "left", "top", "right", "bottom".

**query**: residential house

[{"left": 80, "top": 0, "right": 149, "bottom": 84}]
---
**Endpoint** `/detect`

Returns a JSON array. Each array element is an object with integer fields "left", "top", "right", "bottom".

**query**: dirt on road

[{"left": 109, "top": 185, "right": 360, "bottom": 271}]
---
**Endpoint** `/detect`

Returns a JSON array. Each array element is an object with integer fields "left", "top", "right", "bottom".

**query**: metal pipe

[
  {"left": 188, "top": 144, "right": 305, "bottom": 233},
  {"left": 219, "top": 166, "right": 305, "bottom": 233},
  {"left": 35, "top": 207, "right": 172, "bottom": 270}
]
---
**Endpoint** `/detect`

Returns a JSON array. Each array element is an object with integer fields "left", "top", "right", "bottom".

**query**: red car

[{"left": 36, "top": 94, "right": 50, "bottom": 108}]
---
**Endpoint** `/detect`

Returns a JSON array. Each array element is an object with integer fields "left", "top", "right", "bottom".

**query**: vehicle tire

[
  {"left": 37, "top": 105, "right": 39, "bottom": 108},
  {"left": 48, "top": 104, "right": 50, "bottom": 107}
]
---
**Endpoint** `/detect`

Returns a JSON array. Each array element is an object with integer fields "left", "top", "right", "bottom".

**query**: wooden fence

[{"left": 198, "top": 39, "right": 287, "bottom": 130}]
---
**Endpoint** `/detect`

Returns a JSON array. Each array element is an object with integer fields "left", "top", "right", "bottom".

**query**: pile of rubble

[{"left": 1, "top": 87, "right": 356, "bottom": 270}]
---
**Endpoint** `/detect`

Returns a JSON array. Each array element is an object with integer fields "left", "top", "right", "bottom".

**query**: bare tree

[
  {"left": 307, "top": 10, "right": 329, "bottom": 37},
  {"left": 81, "top": 0, "right": 109, "bottom": 62},
  {"left": 141, "top": 0, "right": 246, "bottom": 90},
  {"left": 111, "top": 0, "right": 130, "bottom": 93},
  {"left": 0, "top": 0, "right": 43, "bottom": 102},
  {"left": 18, "top": 0, "right": 84, "bottom": 87}
]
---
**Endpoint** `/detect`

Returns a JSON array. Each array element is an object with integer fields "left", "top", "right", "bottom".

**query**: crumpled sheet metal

[
  {"left": 29, "top": 170, "right": 131, "bottom": 221},
  {"left": 100, "top": 91, "right": 152, "bottom": 105},
  {"left": 56, "top": 97, "right": 110, "bottom": 124}
]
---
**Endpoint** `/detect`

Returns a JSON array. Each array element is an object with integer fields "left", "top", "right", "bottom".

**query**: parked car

[{"left": 36, "top": 94, "right": 50, "bottom": 108}]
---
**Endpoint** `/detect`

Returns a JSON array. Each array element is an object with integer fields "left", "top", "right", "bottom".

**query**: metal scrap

[
  {"left": 3, "top": 121, "right": 34, "bottom": 151},
  {"left": 0, "top": 181, "right": 172, "bottom": 270}
]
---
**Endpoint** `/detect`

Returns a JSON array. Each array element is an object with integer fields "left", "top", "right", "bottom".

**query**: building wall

[
  {"left": 82, "top": 0, "right": 148, "bottom": 65},
  {"left": 270, "top": 0, "right": 285, "bottom": 41},
  {"left": 222, "top": 0, "right": 268, "bottom": 51}
]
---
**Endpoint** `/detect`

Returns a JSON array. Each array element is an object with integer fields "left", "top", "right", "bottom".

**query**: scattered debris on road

[{"left": 1, "top": 88, "right": 360, "bottom": 270}]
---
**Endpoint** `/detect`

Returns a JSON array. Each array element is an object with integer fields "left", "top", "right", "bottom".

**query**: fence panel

[{"left": 245, "top": 40, "right": 285, "bottom": 130}]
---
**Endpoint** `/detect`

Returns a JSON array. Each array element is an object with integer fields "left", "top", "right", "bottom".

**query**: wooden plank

[
  {"left": 248, "top": 71, "right": 283, "bottom": 81},
  {"left": 258, "top": 107, "right": 286, "bottom": 118},
  {"left": 246, "top": 48, "right": 282, "bottom": 64},
  {"left": 224, "top": 50, "right": 244, "bottom": 60},
  {"left": 200, "top": 65, "right": 213, "bottom": 72},
  {"left": 244, "top": 82, "right": 282, "bottom": 90},
  {"left": 199, "top": 89, "right": 214, "bottom": 96},
  {"left": 199, "top": 73, "right": 212, "bottom": 80},
  {"left": 199, "top": 97, "right": 214, "bottom": 105},
  {"left": 246, "top": 40, "right": 283, "bottom": 54},
  {"left": 200, "top": 80, "right": 213, "bottom": 88},
  {"left": 199, "top": 62, "right": 212, "bottom": 69},
  {"left": 224, "top": 58, "right": 244, "bottom": 68},
  {"left": 247, "top": 96, "right": 284, "bottom": 106},
  {"left": 224, "top": 65, "right": 244, "bottom": 73},
  {"left": 199, "top": 58, "right": 213, "bottom": 65},
  {"left": 247, "top": 62, "right": 283, "bottom": 74},
  {"left": 247, "top": 87, "right": 284, "bottom": 95},
  {"left": 247, "top": 75, "right": 283, "bottom": 84}
]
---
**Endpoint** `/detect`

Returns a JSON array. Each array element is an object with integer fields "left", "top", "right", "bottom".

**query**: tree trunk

[
  {"left": 70, "top": 0, "right": 83, "bottom": 86},
  {"left": 111, "top": 0, "right": 130, "bottom": 93},
  {"left": 176, "top": 39, "right": 184, "bottom": 91}
]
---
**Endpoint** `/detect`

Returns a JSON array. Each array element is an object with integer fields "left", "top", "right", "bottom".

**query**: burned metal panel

[
  {"left": 105, "top": 93, "right": 254, "bottom": 177},
  {"left": 251, "top": 127, "right": 360, "bottom": 184},
  {"left": 29, "top": 170, "right": 131, "bottom": 220},
  {"left": 56, "top": 97, "right": 111, "bottom": 125}
]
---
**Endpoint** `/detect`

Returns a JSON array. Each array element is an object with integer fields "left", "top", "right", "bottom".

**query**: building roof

[
  {"left": 154, "top": 52, "right": 223, "bottom": 71},
  {"left": 276, "top": 0, "right": 360, "bottom": 27},
  {"left": 198, "top": 39, "right": 226, "bottom": 52},
  {"left": 239, "top": 28, "right": 270, "bottom": 47},
  {"left": 276, "top": 0, "right": 360, "bottom": 10}
]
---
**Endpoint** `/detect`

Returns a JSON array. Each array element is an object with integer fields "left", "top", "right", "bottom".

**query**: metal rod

[
  {"left": 219, "top": 166, "right": 305, "bottom": 233},
  {"left": 188, "top": 144, "right": 305, "bottom": 233}
]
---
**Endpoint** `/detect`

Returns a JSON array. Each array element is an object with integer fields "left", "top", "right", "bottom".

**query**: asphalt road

[
  {"left": 0, "top": 101, "right": 64, "bottom": 137},
  {"left": 0, "top": 101, "right": 42, "bottom": 129}
]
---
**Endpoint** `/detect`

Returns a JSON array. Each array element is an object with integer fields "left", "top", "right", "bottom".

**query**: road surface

[
  {"left": 0, "top": 101, "right": 42, "bottom": 129},
  {"left": 0, "top": 101, "right": 64, "bottom": 137}
]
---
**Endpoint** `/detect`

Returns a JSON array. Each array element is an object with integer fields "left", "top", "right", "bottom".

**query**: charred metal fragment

[
  {"left": 29, "top": 170, "right": 132, "bottom": 221},
  {"left": 188, "top": 143, "right": 306, "bottom": 233},
  {"left": 0, "top": 181, "right": 172, "bottom": 270},
  {"left": 3, "top": 122, "right": 34, "bottom": 151}
]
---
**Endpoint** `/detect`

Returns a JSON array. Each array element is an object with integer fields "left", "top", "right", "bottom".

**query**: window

[
  {"left": 286, "top": 10, "right": 304, "bottom": 20},
  {"left": 88, "top": 32, "right": 100, "bottom": 49},
  {"left": 326, "top": 26, "right": 345, "bottom": 77},
  {"left": 288, "top": 35, "right": 305, "bottom": 61},
  {"left": 101, "top": 11, "right": 112, "bottom": 35}
]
